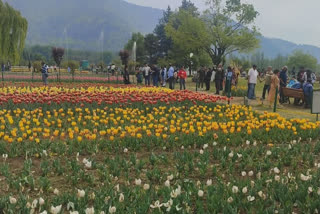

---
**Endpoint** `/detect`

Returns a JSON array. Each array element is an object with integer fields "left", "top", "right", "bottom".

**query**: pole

[{"left": 273, "top": 87, "right": 279, "bottom": 112}]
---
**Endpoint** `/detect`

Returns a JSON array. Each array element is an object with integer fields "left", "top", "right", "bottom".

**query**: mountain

[
  {"left": 4, "top": 0, "right": 163, "bottom": 51},
  {"left": 5, "top": 0, "right": 320, "bottom": 61},
  {"left": 259, "top": 36, "right": 320, "bottom": 61}
]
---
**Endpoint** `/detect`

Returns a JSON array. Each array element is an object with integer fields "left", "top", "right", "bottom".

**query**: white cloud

[{"left": 125, "top": 0, "right": 320, "bottom": 47}]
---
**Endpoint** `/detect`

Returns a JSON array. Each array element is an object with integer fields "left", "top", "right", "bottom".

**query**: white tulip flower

[
  {"left": 108, "top": 206, "right": 116, "bottom": 213},
  {"left": 31, "top": 199, "right": 38, "bottom": 209},
  {"left": 232, "top": 186, "right": 239, "bottom": 193},
  {"left": 248, "top": 171, "right": 254, "bottom": 177},
  {"left": 241, "top": 171, "right": 247, "bottom": 177},
  {"left": 275, "top": 175, "right": 281, "bottom": 182},
  {"left": 203, "top": 144, "right": 208, "bottom": 149},
  {"left": 77, "top": 189, "right": 85, "bottom": 198},
  {"left": 266, "top": 151, "right": 272, "bottom": 156},
  {"left": 317, "top": 188, "right": 320, "bottom": 195},
  {"left": 274, "top": 167, "right": 280, "bottom": 174},
  {"left": 198, "top": 190, "right": 204, "bottom": 197},
  {"left": 167, "top": 174, "right": 174, "bottom": 181},
  {"left": 199, "top": 149, "right": 204, "bottom": 154},
  {"left": 135, "top": 179, "right": 142, "bottom": 186},
  {"left": 85, "top": 207, "right": 94, "bottom": 214},
  {"left": 206, "top": 179, "right": 212, "bottom": 186},
  {"left": 165, "top": 180, "right": 170, "bottom": 187},
  {"left": 39, "top": 197, "right": 45, "bottom": 206},
  {"left": 40, "top": 211, "right": 48, "bottom": 214},
  {"left": 300, "top": 174, "right": 312, "bottom": 181},
  {"left": 247, "top": 195, "right": 255, "bottom": 202},
  {"left": 50, "top": 205, "right": 62, "bottom": 214},
  {"left": 237, "top": 153, "right": 242, "bottom": 158},
  {"left": 119, "top": 193, "right": 124, "bottom": 202},
  {"left": 308, "top": 187, "right": 313, "bottom": 194},
  {"left": 123, "top": 148, "right": 128, "bottom": 153},
  {"left": 70, "top": 211, "right": 79, "bottom": 214},
  {"left": 213, "top": 142, "right": 217, "bottom": 146},
  {"left": 53, "top": 188, "right": 60, "bottom": 195},
  {"left": 9, "top": 196, "right": 17, "bottom": 204},
  {"left": 143, "top": 184, "right": 150, "bottom": 190},
  {"left": 246, "top": 140, "right": 250, "bottom": 145},
  {"left": 227, "top": 197, "right": 233, "bottom": 203},
  {"left": 242, "top": 187, "right": 248, "bottom": 194},
  {"left": 2, "top": 154, "right": 8, "bottom": 161},
  {"left": 228, "top": 152, "right": 234, "bottom": 158},
  {"left": 150, "top": 201, "right": 163, "bottom": 209}
]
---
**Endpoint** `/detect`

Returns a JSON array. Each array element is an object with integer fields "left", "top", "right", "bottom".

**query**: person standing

[
  {"left": 143, "top": 64, "right": 151, "bottom": 86},
  {"left": 205, "top": 68, "right": 213, "bottom": 91},
  {"left": 225, "top": 67, "right": 233, "bottom": 97},
  {"left": 152, "top": 65, "right": 160, "bottom": 87},
  {"left": 28, "top": 61, "right": 32, "bottom": 72},
  {"left": 247, "top": 65, "right": 258, "bottom": 99},
  {"left": 1, "top": 63, "right": 5, "bottom": 72},
  {"left": 161, "top": 66, "right": 167, "bottom": 87},
  {"left": 297, "top": 67, "right": 305, "bottom": 85},
  {"left": 268, "top": 69, "right": 281, "bottom": 108},
  {"left": 261, "top": 66, "right": 273, "bottom": 100},
  {"left": 214, "top": 65, "right": 223, "bottom": 95},
  {"left": 303, "top": 79, "right": 313, "bottom": 108},
  {"left": 279, "top": 66, "right": 288, "bottom": 103},
  {"left": 168, "top": 64, "right": 175, "bottom": 90},
  {"left": 178, "top": 66, "right": 187, "bottom": 90},
  {"left": 198, "top": 66, "right": 205, "bottom": 90},
  {"left": 41, "top": 62, "right": 49, "bottom": 86}
]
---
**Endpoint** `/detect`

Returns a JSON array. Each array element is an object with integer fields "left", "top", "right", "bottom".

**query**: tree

[
  {"left": 144, "top": 34, "right": 159, "bottom": 64},
  {"left": 166, "top": 0, "right": 260, "bottom": 67},
  {"left": 119, "top": 50, "right": 130, "bottom": 84},
  {"left": 0, "top": 0, "right": 28, "bottom": 64},
  {"left": 154, "top": 6, "right": 174, "bottom": 59},
  {"left": 52, "top": 47, "right": 65, "bottom": 81},
  {"left": 125, "top": 33, "right": 146, "bottom": 64},
  {"left": 287, "top": 51, "right": 318, "bottom": 71},
  {"left": 179, "top": 0, "right": 200, "bottom": 17}
]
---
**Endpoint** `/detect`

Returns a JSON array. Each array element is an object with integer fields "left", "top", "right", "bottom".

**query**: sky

[{"left": 125, "top": 0, "right": 320, "bottom": 47}]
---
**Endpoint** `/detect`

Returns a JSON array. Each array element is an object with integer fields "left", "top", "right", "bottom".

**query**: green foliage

[
  {"left": 0, "top": 0, "right": 28, "bottom": 64},
  {"left": 287, "top": 50, "right": 318, "bottom": 71},
  {"left": 166, "top": 0, "right": 260, "bottom": 67},
  {"left": 125, "top": 33, "right": 146, "bottom": 64},
  {"left": 61, "top": 60, "right": 79, "bottom": 72},
  {"left": 32, "top": 61, "right": 42, "bottom": 73},
  {"left": 144, "top": 34, "right": 159, "bottom": 64},
  {"left": 51, "top": 47, "right": 64, "bottom": 67},
  {"left": 21, "top": 45, "right": 114, "bottom": 66}
]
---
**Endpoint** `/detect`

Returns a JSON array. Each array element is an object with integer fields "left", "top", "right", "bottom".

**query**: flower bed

[{"left": 0, "top": 84, "right": 319, "bottom": 213}]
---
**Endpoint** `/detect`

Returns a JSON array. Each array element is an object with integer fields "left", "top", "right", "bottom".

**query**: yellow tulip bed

[{"left": 0, "top": 83, "right": 320, "bottom": 213}]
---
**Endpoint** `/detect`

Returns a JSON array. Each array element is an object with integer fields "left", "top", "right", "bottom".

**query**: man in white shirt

[
  {"left": 143, "top": 64, "right": 151, "bottom": 86},
  {"left": 247, "top": 65, "right": 259, "bottom": 99}
]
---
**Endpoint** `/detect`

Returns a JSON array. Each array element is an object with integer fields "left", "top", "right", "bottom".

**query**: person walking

[
  {"left": 1, "top": 63, "right": 5, "bottom": 72},
  {"left": 168, "top": 64, "right": 175, "bottom": 90},
  {"left": 268, "top": 69, "right": 281, "bottom": 108},
  {"left": 41, "top": 62, "right": 49, "bottom": 86},
  {"left": 143, "top": 64, "right": 151, "bottom": 86},
  {"left": 261, "top": 66, "right": 273, "bottom": 100},
  {"left": 279, "top": 66, "right": 288, "bottom": 103},
  {"left": 178, "top": 66, "right": 187, "bottom": 90},
  {"left": 225, "top": 67, "right": 233, "bottom": 97},
  {"left": 247, "top": 65, "right": 259, "bottom": 99},
  {"left": 214, "top": 65, "right": 223, "bottom": 95},
  {"left": 205, "top": 68, "right": 213, "bottom": 91}
]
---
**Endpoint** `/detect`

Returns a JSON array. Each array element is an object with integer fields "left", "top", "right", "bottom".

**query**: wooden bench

[{"left": 282, "top": 87, "right": 304, "bottom": 104}]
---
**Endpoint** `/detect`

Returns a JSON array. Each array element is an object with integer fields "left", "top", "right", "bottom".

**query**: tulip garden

[{"left": 0, "top": 82, "right": 320, "bottom": 213}]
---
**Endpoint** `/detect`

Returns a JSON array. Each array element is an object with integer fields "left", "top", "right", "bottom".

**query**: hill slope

[
  {"left": 5, "top": 0, "right": 163, "bottom": 51},
  {"left": 5, "top": 0, "right": 320, "bottom": 60}
]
